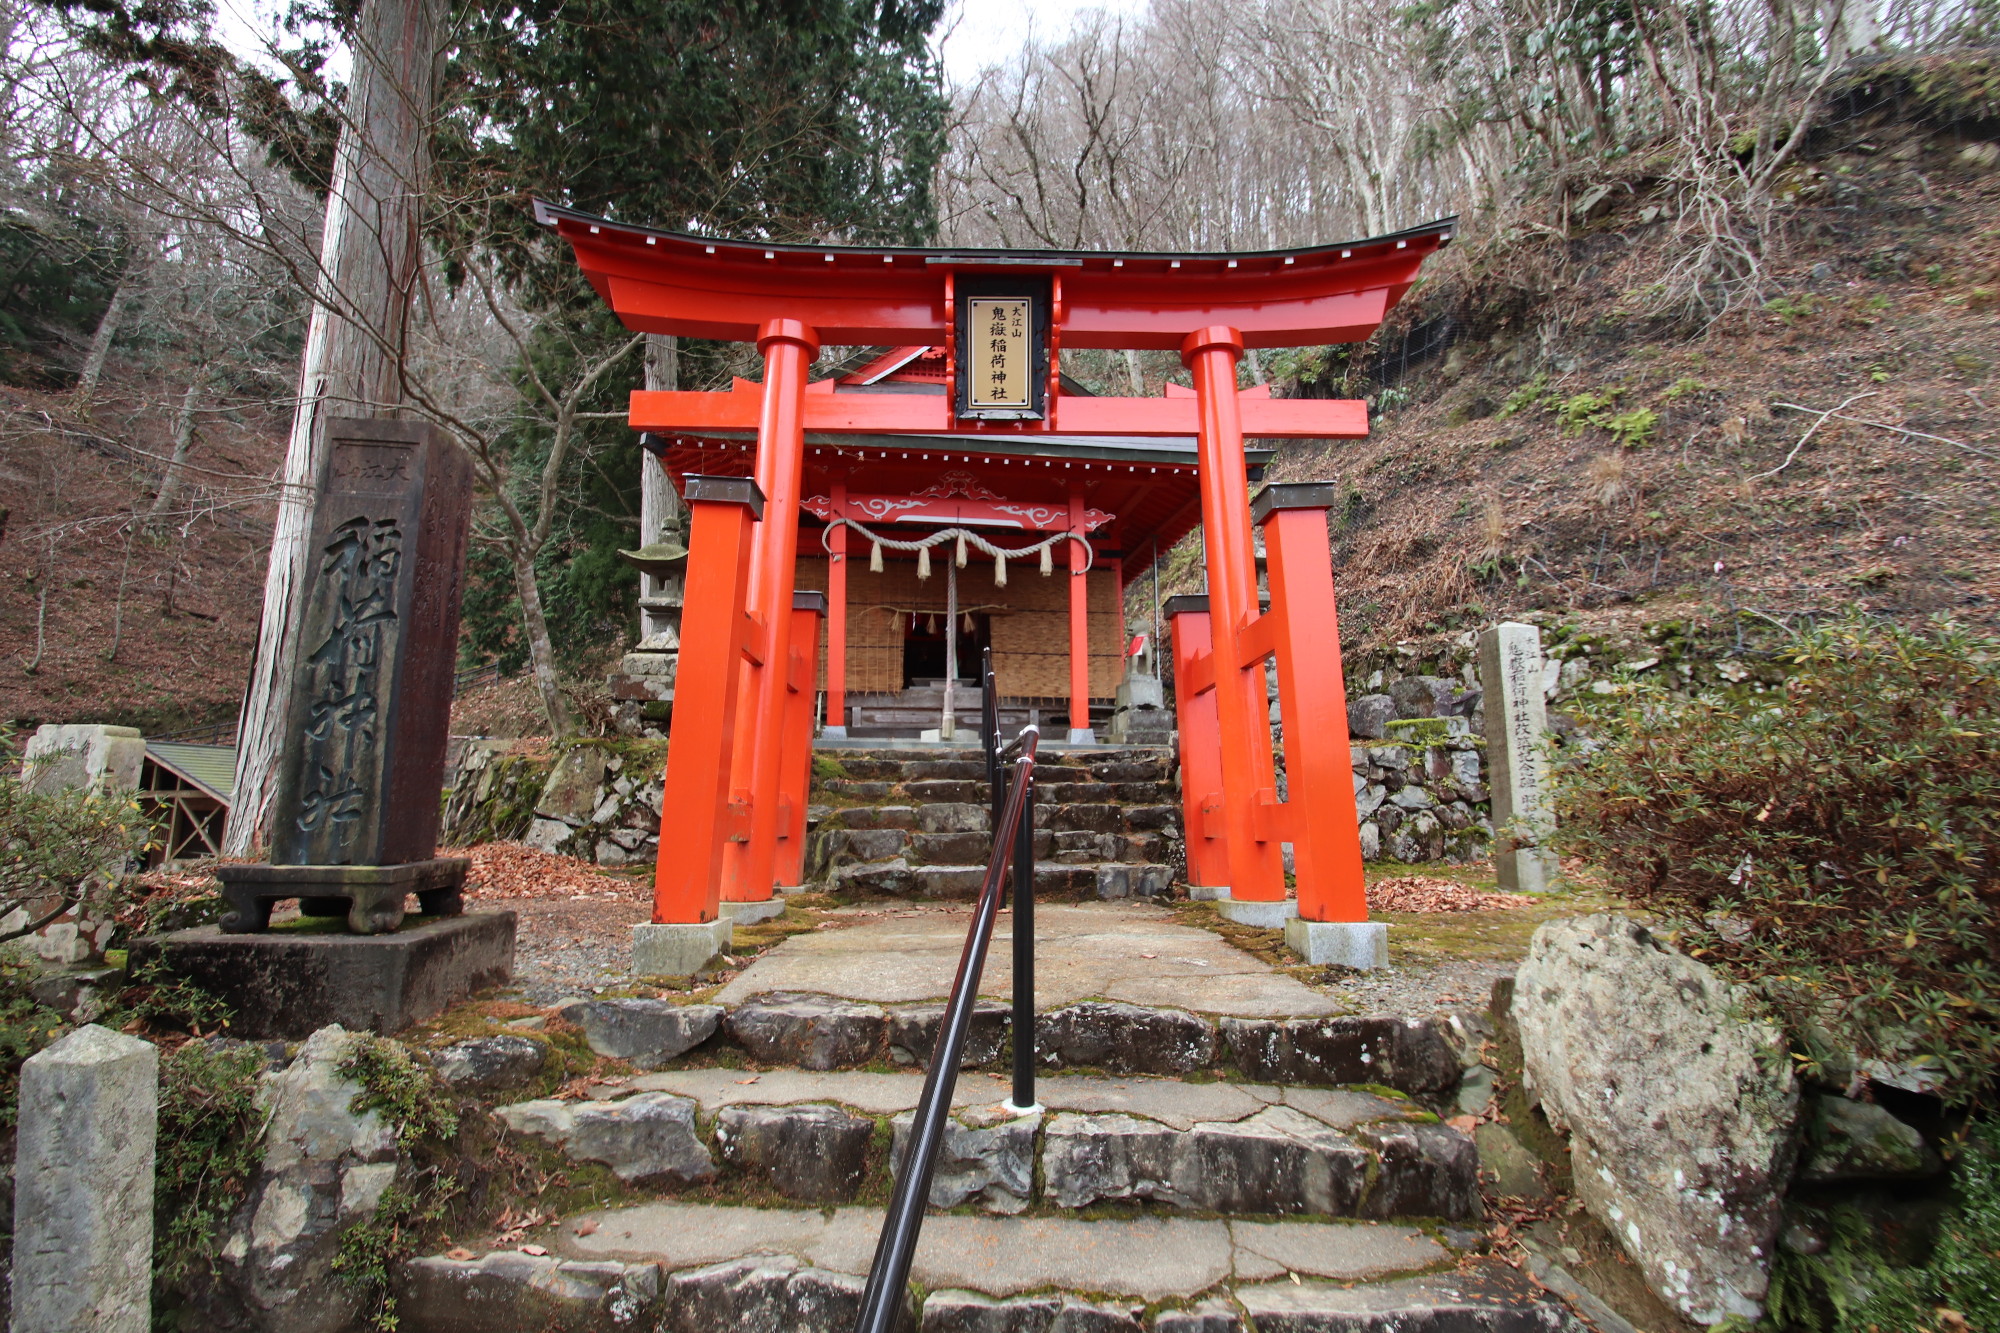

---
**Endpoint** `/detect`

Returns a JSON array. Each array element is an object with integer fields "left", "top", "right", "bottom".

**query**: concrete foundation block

[
  {"left": 1214, "top": 893, "right": 1300, "bottom": 928},
  {"left": 127, "top": 912, "right": 515, "bottom": 1039},
  {"left": 1285, "top": 919, "right": 1390, "bottom": 971},
  {"left": 1188, "top": 885, "right": 1227, "bottom": 902},
  {"left": 720, "top": 900, "right": 787, "bottom": 925},
  {"left": 13, "top": 1024, "right": 157, "bottom": 1333},
  {"left": 633, "top": 919, "right": 732, "bottom": 977}
]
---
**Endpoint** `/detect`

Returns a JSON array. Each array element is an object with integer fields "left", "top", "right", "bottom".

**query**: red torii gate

[{"left": 539, "top": 201, "right": 1453, "bottom": 969}]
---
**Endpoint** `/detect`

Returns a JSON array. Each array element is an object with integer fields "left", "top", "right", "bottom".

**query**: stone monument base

[
  {"left": 1285, "top": 918, "right": 1390, "bottom": 970},
  {"left": 608, "top": 651, "right": 674, "bottom": 738},
  {"left": 216, "top": 857, "right": 469, "bottom": 935},
  {"left": 128, "top": 911, "right": 515, "bottom": 1038}
]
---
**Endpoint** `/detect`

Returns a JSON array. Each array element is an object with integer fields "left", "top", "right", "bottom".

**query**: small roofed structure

[{"left": 138, "top": 741, "right": 235, "bottom": 863}]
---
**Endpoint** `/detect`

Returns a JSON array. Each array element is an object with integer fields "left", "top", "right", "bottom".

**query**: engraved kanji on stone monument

[
  {"left": 221, "top": 418, "right": 474, "bottom": 934},
  {"left": 1478, "top": 621, "right": 1560, "bottom": 894}
]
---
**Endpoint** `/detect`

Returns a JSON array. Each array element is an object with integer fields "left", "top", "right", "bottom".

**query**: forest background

[{"left": 0, "top": 0, "right": 1994, "bottom": 741}]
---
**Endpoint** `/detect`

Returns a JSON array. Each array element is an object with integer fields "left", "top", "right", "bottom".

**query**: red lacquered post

[
  {"left": 1183, "top": 326, "right": 1285, "bottom": 903},
  {"left": 1066, "top": 486, "right": 1093, "bottom": 742},
  {"left": 824, "top": 482, "right": 849, "bottom": 736},
  {"left": 1165, "top": 597, "right": 1228, "bottom": 891},
  {"left": 774, "top": 594, "right": 825, "bottom": 889},
  {"left": 652, "top": 477, "right": 763, "bottom": 923},
  {"left": 1257, "top": 489, "right": 1367, "bottom": 922},
  {"left": 721, "top": 319, "right": 819, "bottom": 904}
]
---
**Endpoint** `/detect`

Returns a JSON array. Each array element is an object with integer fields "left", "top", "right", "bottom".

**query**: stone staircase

[
  {"left": 808, "top": 745, "right": 1182, "bottom": 900},
  {"left": 399, "top": 997, "right": 1589, "bottom": 1332}
]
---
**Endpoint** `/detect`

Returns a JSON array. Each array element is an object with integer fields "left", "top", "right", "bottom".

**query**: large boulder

[
  {"left": 1513, "top": 915, "right": 1800, "bottom": 1326},
  {"left": 397, "top": 1252, "right": 662, "bottom": 1332},
  {"left": 890, "top": 1105, "right": 1040, "bottom": 1213},
  {"left": 660, "top": 1255, "right": 875, "bottom": 1333},
  {"left": 214, "top": 1026, "right": 400, "bottom": 1333},
  {"left": 1797, "top": 1095, "right": 1940, "bottom": 1183},
  {"left": 727, "top": 994, "right": 888, "bottom": 1069},
  {"left": 431, "top": 1035, "right": 547, "bottom": 1092}
]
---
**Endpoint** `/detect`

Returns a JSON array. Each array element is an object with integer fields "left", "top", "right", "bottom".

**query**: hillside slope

[
  {"left": 0, "top": 381, "right": 283, "bottom": 733},
  {"left": 1140, "top": 76, "right": 1999, "bottom": 676}
]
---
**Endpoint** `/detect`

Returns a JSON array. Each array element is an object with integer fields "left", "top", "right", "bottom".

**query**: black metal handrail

[
  {"left": 977, "top": 646, "right": 1039, "bottom": 1112},
  {"left": 852, "top": 719, "right": 1038, "bottom": 1333}
]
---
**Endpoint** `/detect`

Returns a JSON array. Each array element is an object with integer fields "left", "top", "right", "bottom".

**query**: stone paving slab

[
  {"left": 559, "top": 1202, "right": 1446, "bottom": 1300},
  {"left": 713, "top": 903, "right": 1345, "bottom": 1017},
  {"left": 621, "top": 1069, "right": 1419, "bottom": 1132}
]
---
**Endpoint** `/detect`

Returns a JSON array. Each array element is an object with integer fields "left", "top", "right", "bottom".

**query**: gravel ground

[
  {"left": 1309, "top": 957, "right": 1517, "bottom": 1017},
  {"left": 487, "top": 896, "right": 652, "bottom": 1005}
]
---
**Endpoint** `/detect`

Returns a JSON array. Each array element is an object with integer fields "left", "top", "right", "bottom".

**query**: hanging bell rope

[{"left": 821, "top": 518, "right": 1092, "bottom": 586}]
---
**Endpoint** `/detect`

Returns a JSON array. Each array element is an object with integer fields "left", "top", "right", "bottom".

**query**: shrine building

[
  {"left": 641, "top": 343, "right": 1276, "bottom": 740},
  {"left": 540, "top": 201, "right": 1452, "bottom": 973}
]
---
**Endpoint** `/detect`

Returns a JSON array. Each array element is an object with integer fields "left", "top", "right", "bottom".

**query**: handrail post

[
  {"left": 851, "top": 725, "right": 1038, "bottom": 1333},
  {"left": 982, "top": 648, "right": 1001, "bottom": 875},
  {"left": 1007, "top": 763, "right": 1036, "bottom": 1114}
]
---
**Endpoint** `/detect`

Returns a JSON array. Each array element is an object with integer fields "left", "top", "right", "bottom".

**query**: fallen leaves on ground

[
  {"left": 451, "top": 841, "right": 648, "bottom": 903},
  {"left": 1368, "top": 875, "right": 1536, "bottom": 913}
]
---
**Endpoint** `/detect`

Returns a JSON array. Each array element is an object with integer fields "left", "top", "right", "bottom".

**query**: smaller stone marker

[
  {"left": 1477, "top": 622, "right": 1559, "bottom": 893},
  {"left": 12, "top": 1024, "right": 158, "bottom": 1333},
  {"left": 20, "top": 724, "right": 145, "bottom": 795}
]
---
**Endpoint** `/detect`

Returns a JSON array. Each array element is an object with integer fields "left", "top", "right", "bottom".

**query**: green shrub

[
  {"left": 1600, "top": 407, "right": 1659, "bottom": 449},
  {"left": 154, "top": 1041, "right": 268, "bottom": 1288},
  {"left": 1555, "top": 389, "right": 1621, "bottom": 433},
  {"left": 0, "top": 962, "right": 69, "bottom": 1125},
  {"left": 1549, "top": 617, "right": 1999, "bottom": 1097},
  {"left": 338, "top": 1036, "right": 459, "bottom": 1150},
  {"left": 1758, "top": 1119, "right": 2000, "bottom": 1332},
  {"left": 333, "top": 1037, "right": 463, "bottom": 1330},
  {"left": 0, "top": 767, "right": 152, "bottom": 948},
  {"left": 126, "top": 958, "right": 236, "bottom": 1036}
]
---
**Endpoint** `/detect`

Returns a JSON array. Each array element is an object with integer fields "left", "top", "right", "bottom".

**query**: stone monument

[
  {"left": 1477, "top": 621, "right": 1559, "bottom": 893},
  {"left": 220, "top": 418, "right": 474, "bottom": 934},
  {"left": 1107, "top": 638, "right": 1173, "bottom": 744},
  {"left": 137, "top": 419, "right": 515, "bottom": 1037}
]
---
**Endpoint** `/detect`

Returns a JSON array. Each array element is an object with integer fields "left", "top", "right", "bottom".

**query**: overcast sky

[
  {"left": 935, "top": 0, "right": 1149, "bottom": 87},
  {"left": 211, "top": 0, "right": 1146, "bottom": 111}
]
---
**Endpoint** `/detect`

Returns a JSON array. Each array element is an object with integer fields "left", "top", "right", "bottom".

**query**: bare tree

[{"left": 225, "top": 0, "right": 452, "bottom": 854}]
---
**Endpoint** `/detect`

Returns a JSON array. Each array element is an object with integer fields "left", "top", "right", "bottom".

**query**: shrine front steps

[
  {"left": 807, "top": 745, "right": 1182, "bottom": 901},
  {"left": 399, "top": 1221, "right": 1586, "bottom": 1333},
  {"left": 400, "top": 1069, "right": 1578, "bottom": 1332},
  {"left": 557, "top": 996, "right": 1475, "bottom": 1104}
]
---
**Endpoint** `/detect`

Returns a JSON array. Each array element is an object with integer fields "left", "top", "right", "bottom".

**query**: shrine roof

[{"left": 535, "top": 201, "right": 1455, "bottom": 349}]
